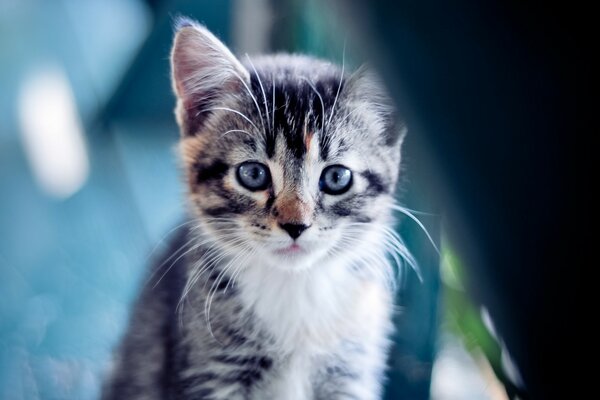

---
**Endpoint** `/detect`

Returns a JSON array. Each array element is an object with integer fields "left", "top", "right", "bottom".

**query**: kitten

[{"left": 102, "top": 18, "right": 410, "bottom": 400}]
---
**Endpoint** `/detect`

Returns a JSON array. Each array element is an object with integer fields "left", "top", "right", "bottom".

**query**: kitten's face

[{"left": 172, "top": 22, "right": 404, "bottom": 270}]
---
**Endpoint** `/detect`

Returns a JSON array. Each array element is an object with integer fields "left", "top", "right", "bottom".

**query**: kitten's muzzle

[{"left": 279, "top": 223, "right": 310, "bottom": 240}]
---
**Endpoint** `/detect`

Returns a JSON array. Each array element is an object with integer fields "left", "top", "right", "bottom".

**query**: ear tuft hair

[{"left": 173, "top": 15, "right": 197, "bottom": 31}]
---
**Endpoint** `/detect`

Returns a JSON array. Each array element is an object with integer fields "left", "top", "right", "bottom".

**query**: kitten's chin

[{"left": 261, "top": 244, "right": 329, "bottom": 272}]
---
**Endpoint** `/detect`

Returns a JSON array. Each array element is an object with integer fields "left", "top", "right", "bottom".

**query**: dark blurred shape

[{"left": 334, "top": 0, "right": 583, "bottom": 398}]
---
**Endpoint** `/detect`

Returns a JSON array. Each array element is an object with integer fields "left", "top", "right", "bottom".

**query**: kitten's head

[{"left": 171, "top": 20, "right": 405, "bottom": 271}]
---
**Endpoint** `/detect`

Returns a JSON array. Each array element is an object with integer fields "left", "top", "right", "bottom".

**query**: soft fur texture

[{"left": 102, "top": 19, "right": 410, "bottom": 400}]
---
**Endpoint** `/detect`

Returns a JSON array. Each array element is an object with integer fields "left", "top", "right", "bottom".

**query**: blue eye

[
  {"left": 236, "top": 161, "right": 271, "bottom": 191},
  {"left": 320, "top": 165, "right": 352, "bottom": 195}
]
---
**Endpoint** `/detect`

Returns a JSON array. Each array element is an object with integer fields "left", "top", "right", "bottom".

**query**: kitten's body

[
  {"left": 103, "top": 20, "right": 407, "bottom": 400},
  {"left": 104, "top": 224, "right": 392, "bottom": 400}
]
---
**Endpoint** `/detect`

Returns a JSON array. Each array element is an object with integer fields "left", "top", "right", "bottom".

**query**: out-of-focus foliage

[{"left": 441, "top": 245, "right": 510, "bottom": 395}]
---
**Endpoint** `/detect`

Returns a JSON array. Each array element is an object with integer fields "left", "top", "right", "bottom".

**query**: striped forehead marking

[{"left": 248, "top": 69, "right": 344, "bottom": 163}]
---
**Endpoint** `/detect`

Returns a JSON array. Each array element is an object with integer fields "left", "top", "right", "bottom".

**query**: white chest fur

[
  {"left": 240, "top": 257, "right": 364, "bottom": 350},
  {"left": 238, "top": 255, "right": 392, "bottom": 399}
]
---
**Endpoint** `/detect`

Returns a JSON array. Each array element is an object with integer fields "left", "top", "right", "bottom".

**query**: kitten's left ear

[
  {"left": 344, "top": 65, "right": 406, "bottom": 146},
  {"left": 170, "top": 18, "right": 250, "bottom": 136}
]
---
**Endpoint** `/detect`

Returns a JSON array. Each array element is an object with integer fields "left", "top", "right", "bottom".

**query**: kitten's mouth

[{"left": 274, "top": 243, "right": 304, "bottom": 255}]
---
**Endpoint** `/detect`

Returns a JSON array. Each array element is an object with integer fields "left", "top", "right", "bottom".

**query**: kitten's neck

[{"left": 235, "top": 245, "right": 392, "bottom": 354}]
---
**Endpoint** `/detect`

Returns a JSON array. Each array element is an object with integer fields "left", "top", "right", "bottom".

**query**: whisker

[
  {"left": 145, "top": 233, "right": 200, "bottom": 286},
  {"left": 151, "top": 229, "right": 242, "bottom": 290},
  {"left": 142, "top": 220, "right": 195, "bottom": 263},
  {"left": 151, "top": 242, "right": 202, "bottom": 289},
  {"left": 245, "top": 54, "right": 271, "bottom": 133},
  {"left": 220, "top": 129, "right": 254, "bottom": 138},
  {"left": 229, "top": 69, "right": 267, "bottom": 136},
  {"left": 177, "top": 234, "right": 246, "bottom": 305},
  {"left": 201, "top": 107, "right": 259, "bottom": 132},
  {"left": 272, "top": 73, "right": 276, "bottom": 134},
  {"left": 392, "top": 202, "right": 439, "bottom": 217},
  {"left": 183, "top": 236, "right": 249, "bottom": 299},
  {"left": 327, "top": 40, "right": 346, "bottom": 130},
  {"left": 339, "top": 222, "right": 421, "bottom": 282},
  {"left": 190, "top": 241, "right": 243, "bottom": 285},
  {"left": 204, "top": 244, "right": 252, "bottom": 342},
  {"left": 224, "top": 250, "right": 253, "bottom": 294},
  {"left": 390, "top": 204, "right": 440, "bottom": 253},
  {"left": 380, "top": 226, "right": 421, "bottom": 281},
  {"left": 300, "top": 76, "right": 325, "bottom": 132}
]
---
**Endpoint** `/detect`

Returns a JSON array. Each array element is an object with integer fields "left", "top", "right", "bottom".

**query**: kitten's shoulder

[{"left": 102, "top": 223, "right": 191, "bottom": 399}]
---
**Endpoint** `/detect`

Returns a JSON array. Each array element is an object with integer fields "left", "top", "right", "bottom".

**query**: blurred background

[{"left": 1, "top": 0, "right": 578, "bottom": 399}]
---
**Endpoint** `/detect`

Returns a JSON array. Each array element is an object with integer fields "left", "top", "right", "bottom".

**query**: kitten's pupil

[
  {"left": 249, "top": 166, "right": 261, "bottom": 179},
  {"left": 331, "top": 171, "right": 342, "bottom": 183}
]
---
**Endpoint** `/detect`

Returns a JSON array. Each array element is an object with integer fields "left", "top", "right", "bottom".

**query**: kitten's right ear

[
  {"left": 170, "top": 18, "right": 249, "bottom": 136},
  {"left": 344, "top": 65, "right": 406, "bottom": 147}
]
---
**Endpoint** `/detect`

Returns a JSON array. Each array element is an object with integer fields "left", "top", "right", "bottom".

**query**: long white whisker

[
  {"left": 206, "top": 245, "right": 249, "bottom": 306},
  {"left": 143, "top": 220, "right": 195, "bottom": 264},
  {"left": 390, "top": 204, "right": 440, "bottom": 253},
  {"left": 333, "top": 236, "right": 392, "bottom": 285},
  {"left": 154, "top": 231, "right": 241, "bottom": 289},
  {"left": 272, "top": 74, "right": 276, "bottom": 134},
  {"left": 225, "top": 249, "right": 253, "bottom": 295},
  {"left": 152, "top": 242, "right": 202, "bottom": 289},
  {"left": 327, "top": 40, "right": 346, "bottom": 129},
  {"left": 204, "top": 244, "right": 252, "bottom": 342},
  {"left": 229, "top": 69, "right": 267, "bottom": 136},
  {"left": 189, "top": 241, "right": 243, "bottom": 288},
  {"left": 145, "top": 233, "right": 201, "bottom": 286},
  {"left": 340, "top": 222, "right": 421, "bottom": 282},
  {"left": 392, "top": 203, "right": 439, "bottom": 217},
  {"left": 185, "top": 236, "right": 249, "bottom": 295},
  {"left": 177, "top": 235, "right": 247, "bottom": 311},
  {"left": 380, "top": 226, "right": 421, "bottom": 281},
  {"left": 202, "top": 107, "right": 259, "bottom": 132},
  {"left": 300, "top": 76, "right": 325, "bottom": 132},
  {"left": 245, "top": 54, "right": 271, "bottom": 133},
  {"left": 220, "top": 129, "right": 254, "bottom": 138}
]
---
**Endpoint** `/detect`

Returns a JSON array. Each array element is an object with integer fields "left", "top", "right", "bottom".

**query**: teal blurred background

[
  {"left": 0, "top": 1, "right": 509, "bottom": 399},
  {"left": 1, "top": 1, "right": 179, "bottom": 398}
]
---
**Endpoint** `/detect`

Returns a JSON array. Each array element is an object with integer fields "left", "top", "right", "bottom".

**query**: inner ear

[{"left": 170, "top": 20, "right": 250, "bottom": 136}]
